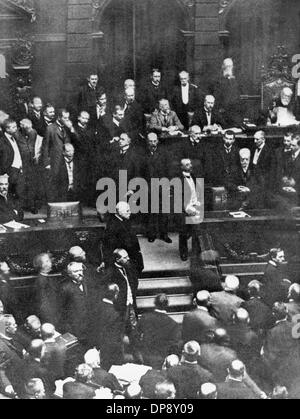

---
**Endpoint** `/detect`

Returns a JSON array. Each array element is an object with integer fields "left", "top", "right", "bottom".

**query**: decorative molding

[
  {"left": 11, "top": 35, "right": 34, "bottom": 67},
  {"left": 5, "top": 0, "right": 36, "bottom": 22},
  {"left": 34, "top": 33, "right": 67, "bottom": 43}
]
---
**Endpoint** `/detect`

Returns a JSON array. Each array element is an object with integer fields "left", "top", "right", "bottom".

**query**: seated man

[
  {"left": 192, "top": 95, "right": 223, "bottom": 134},
  {"left": 149, "top": 99, "right": 184, "bottom": 136},
  {"left": 279, "top": 133, "right": 300, "bottom": 205},
  {"left": 268, "top": 87, "right": 300, "bottom": 127},
  {"left": 232, "top": 148, "right": 265, "bottom": 210},
  {"left": 0, "top": 174, "right": 23, "bottom": 224}
]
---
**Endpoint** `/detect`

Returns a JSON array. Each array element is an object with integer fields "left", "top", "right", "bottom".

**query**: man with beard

[
  {"left": 0, "top": 174, "right": 23, "bottom": 224},
  {"left": 120, "top": 87, "right": 145, "bottom": 144},
  {"left": 213, "top": 58, "right": 243, "bottom": 128},
  {"left": 72, "top": 111, "right": 96, "bottom": 205},
  {"left": 140, "top": 69, "right": 168, "bottom": 114},
  {"left": 268, "top": 87, "right": 300, "bottom": 127}
]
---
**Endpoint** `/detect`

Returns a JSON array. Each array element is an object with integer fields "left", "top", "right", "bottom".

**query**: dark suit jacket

[
  {"left": 205, "top": 144, "right": 240, "bottom": 190},
  {"left": 110, "top": 146, "right": 143, "bottom": 185},
  {"left": 77, "top": 83, "right": 103, "bottom": 116},
  {"left": 103, "top": 215, "right": 144, "bottom": 273},
  {"left": 192, "top": 108, "right": 223, "bottom": 131},
  {"left": 35, "top": 274, "right": 62, "bottom": 327},
  {"left": 90, "top": 299, "right": 124, "bottom": 369},
  {"left": 171, "top": 84, "right": 199, "bottom": 129},
  {"left": 263, "top": 319, "right": 300, "bottom": 386},
  {"left": 43, "top": 340, "right": 67, "bottom": 381},
  {"left": 241, "top": 298, "right": 274, "bottom": 332},
  {"left": 139, "top": 369, "right": 167, "bottom": 399},
  {"left": 139, "top": 82, "right": 168, "bottom": 113},
  {"left": 27, "top": 110, "right": 49, "bottom": 137},
  {"left": 210, "top": 291, "right": 244, "bottom": 325},
  {"left": 0, "top": 134, "right": 23, "bottom": 176},
  {"left": 137, "top": 311, "right": 181, "bottom": 369},
  {"left": 251, "top": 144, "right": 274, "bottom": 189},
  {"left": 149, "top": 110, "right": 184, "bottom": 133},
  {"left": 233, "top": 165, "right": 266, "bottom": 208},
  {"left": 22, "top": 357, "right": 55, "bottom": 396},
  {"left": 101, "top": 265, "right": 139, "bottom": 317},
  {"left": 182, "top": 308, "right": 219, "bottom": 345},
  {"left": 91, "top": 367, "right": 122, "bottom": 392},
  {"left": 41, "top": 123, "right": 71, "bottom": 176},
  {"left": 227, "top": 323, "right": 260, "bottom": 366},
  {"left": 60, "top": 278, "right": 90, "bottom": 341},
  {"left": 273, "top": 147, "right": 292, "bottom": 191},
  {"left": 167, "top": 362, "right": 213, "bottom": 399},
  {"left": 262, "top": 262, "right": 289, "bottom": 307},
  {"left": 200, "top": 343, "right": 237, "bottom": 382},
  {"left": 52, "top": 157, "right": 81, "bottom": 202},
  {"left": 0, "top": 337, "right": 24, "bottom": 394},
  {"left": 288, "top": 153, "right": 300, "bottom": 204},
  {"left": 143, "top": 147, "right": 169, "bottom": 181},
  {"left": 120, "top": 100, "right": 145, "bottom": 140},
  {"left": 63, "top": 381, "right": 97, "bottom": 399},
  {"left": 0, "top": 195, "right": 23, "bottom": 224},
  {"left": 217, "top": 379, "right": 258, "bottom": 399}
]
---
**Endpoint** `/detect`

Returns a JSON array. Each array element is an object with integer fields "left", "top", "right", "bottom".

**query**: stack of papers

[
  {"left": 4, "top": 221, "right": 30, "bottom": 230},
  {"left": 109, "top": 364, "right": 152, "bottom": 385}
]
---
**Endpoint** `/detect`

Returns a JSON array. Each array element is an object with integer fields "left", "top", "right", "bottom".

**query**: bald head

[
  {"left": 224, "top": 275, "right": 239, "bottom": 293},
  {"left": 214, "top": 328, "right": 230, "bottom": 346},
  {"left": 84, "top": 348, "right": 100, "bottom": 368},
  {"left": 183, "top": 341, "right": 201, "bottom": 363},
  {"left": 229, "top": 360, "right": 245, "bottom": 379},
  {"left": 69, "top": 246, "right": 86, "bottom": 262},
  {"left": 247, "top": 280, "right": 262, "bottom": 297},
  {"left": 63, "top": 143, "right": 74, "bottom": 160},
  {"left": 26, "top": 315, "right": 41, "bottom": 337},
  {"left": 124, "top": 79, "right": 135, "bottom": 90},
  {"left": 195, "top": 290, "right": 211, "bottom": 308},
  {"left": 125, "top": 87, "right": 135, "bottom": 103},
  {"left": 116, "top": 201, "right": 131, "bottom": 221},
  {"left": 20, "top": 118, "right": 33, "bottom": 132},
  {"left": 125, "top": 383, "right": 142, "bottom": 399},
  {"left": 163, "top": 354, "right": 180, "bottom": 370},
  {"left": 41, "top": 323, "right": 55, "bottom": 340},
  {"left": 234, "top": 308, "right": 250, "bottom": 324},
  {"left": 199, "top": 383, "right": 217, "bottom": 399},
  {"left": 28, "top": 339, "right": 45, "bottom": 359},
  {"left": 288, "top": 283, "right": 300, "bottom": 302}
]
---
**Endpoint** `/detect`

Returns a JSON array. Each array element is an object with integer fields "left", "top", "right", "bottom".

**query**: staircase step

[
  {"left": 137, "top": 293, "right": 193, "bottom": 310},
  {"left": 138, "top": 277, "right": 191, "bottom": 293}
]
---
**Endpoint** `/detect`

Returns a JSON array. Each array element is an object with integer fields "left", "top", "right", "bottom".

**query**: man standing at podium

[{"left": 178, "top": 159, "right": 202, "bottom": 261}]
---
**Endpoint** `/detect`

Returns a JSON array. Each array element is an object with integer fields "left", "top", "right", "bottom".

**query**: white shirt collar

[
  {"left": 293, "top": 149, "right": 300, "bottom": 160},
  {"left": 103, "top": 298, "right": 114, "bottom": 305},
  {"left": 197, "top": 306, "right": 208, "bottom": 312},
  {"left": 0, "top": 333, "right": 12, "bottom": 341}
]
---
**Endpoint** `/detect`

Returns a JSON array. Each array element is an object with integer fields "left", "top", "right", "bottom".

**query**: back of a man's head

[
  {"left": 288, "top": 283, "right": 300, "bottom": 302},
  {"left": 125, "top": 383, "right": 142, "bottom": 399},
  {"left": 247, "top": 280, "right": 262, "bottom": 298},
  {"left": 228, "top": 360, "right": 245, "bottom": 380},
  {"left": 272, "top": 302, "right": 288, "bottom": 321},
  {"left": 195, "top": 290, "right": 210, "bottom": 308},
  {"left": 154, "top": 294, "right": 169, "bottom": 311},
  {"left": 84, "top": 348, "right": 100, "bottom": 368},
  {"left": 224, "top": 275, "right": 239, "bottom": 293},
  {"left": 199, "top": 383, "right": 218, "bottom": 399},
  {"left": 41, "top": 323, "right": 55, "bottom": 341},
  {"left": 182, "top": 341, "right": 200, "bottom": 363},
  {"left": 75, "top": 364, "right": 94, "bottom": 383},
  {"left": 162, "top": 354, "right": 180, "bottom": 370},
  {"left": 28, "top": 339, "right": 45, "bottom": 359},
  {"left": 154, "top": 381, "right": 176, "bottom": 399},
  {"left": 105, "top": 283, "right": 119, "bottom": 302},
  {"left": 233, "top": 308, "right": 250, "bottom": 325},
  {"left": 214, "top": 328, "right": 230, "bottom": 346}
]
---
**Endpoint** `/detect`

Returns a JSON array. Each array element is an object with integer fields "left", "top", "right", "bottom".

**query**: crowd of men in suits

[
  {"left": 0, "top": 240, "right": 300, "bottom": 399},
  {"left": 0, "top": 62, "right": 298, "bottom": 221}
]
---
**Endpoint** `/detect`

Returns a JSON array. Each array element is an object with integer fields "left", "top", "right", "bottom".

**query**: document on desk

[
  {"left": 4, "top": 221, "right": 30, "bottom": 230},
  {"left": 229, "top": 211, "right": 251, "bottom": 219}
]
